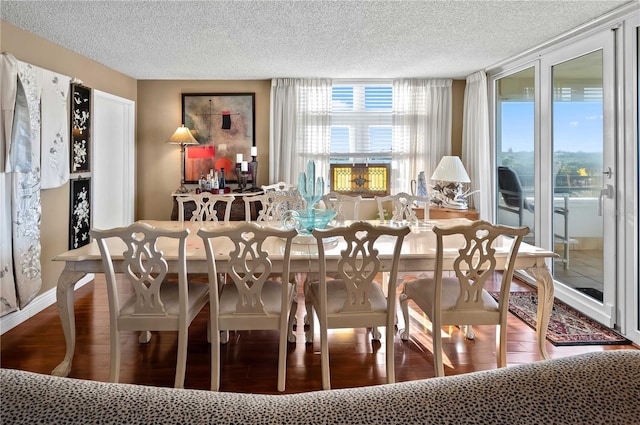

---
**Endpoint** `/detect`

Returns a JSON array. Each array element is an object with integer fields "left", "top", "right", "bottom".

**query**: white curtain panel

[
  {"left": 269, "top": 79, "right": 298, "bottom": 184},
  {"left": 392, "top": 79, "right": 452, "bottom": 194},
  {"left": 269, "top": 79, "right": 332, "bottom": 186},
  {"left": 296, "top": 79, "right": 332, "bottom": 186},
  {"left": 462, "top": 71, "right": 492, "bottom": 220}
]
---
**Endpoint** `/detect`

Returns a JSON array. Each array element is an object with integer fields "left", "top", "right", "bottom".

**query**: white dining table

[{"left": 51, "top": 219, "right": 556, "bottom": 377}]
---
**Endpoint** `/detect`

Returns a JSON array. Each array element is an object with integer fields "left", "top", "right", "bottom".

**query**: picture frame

[
  {"left": 182, "top": 93, "right": 255, "bottom": 183},
  {"left": 70, "top": 83, "right": 91, "bottom": 173},
  {"left": 69, "top": 177, "right": 91, "bottom": 250}
]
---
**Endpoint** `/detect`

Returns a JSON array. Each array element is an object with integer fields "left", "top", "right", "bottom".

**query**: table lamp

[
  {"left": 430, "top": 156, "right": 471, "bottom": 209},
  {"left": 166, "top": 124, "right": 199, "bottom": 193}
]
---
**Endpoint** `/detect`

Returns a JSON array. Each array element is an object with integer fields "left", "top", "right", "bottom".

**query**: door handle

[{"left": 598, "top": 184, "right": 614, "bottom": 217}]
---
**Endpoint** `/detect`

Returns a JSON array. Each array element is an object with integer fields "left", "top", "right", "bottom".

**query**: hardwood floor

[{"left": 1, "top": 274, "right": 636, "bottom": 394}]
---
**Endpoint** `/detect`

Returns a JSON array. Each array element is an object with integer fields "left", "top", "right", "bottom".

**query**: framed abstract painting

[{"left": 182, "top": 93, "right": 255, "bottom": 183}]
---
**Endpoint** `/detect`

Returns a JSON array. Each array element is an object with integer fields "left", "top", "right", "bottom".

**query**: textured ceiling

[{"left": 1, "top": 0, "right": 634, "bottom": 80}]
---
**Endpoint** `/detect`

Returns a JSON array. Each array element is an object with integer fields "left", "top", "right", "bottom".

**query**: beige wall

[
  {"left": 1, "top": 20, "right": 137, "bottom": 295},
  {"left": 137, "top": 80, "right": 465, "bottom": 220},
  {"left": 136, "top": 81, "right": 270, "bottom": 220}
]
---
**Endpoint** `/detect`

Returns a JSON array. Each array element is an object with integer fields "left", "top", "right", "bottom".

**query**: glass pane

[
  {"left": 496, "top": 67, "right": 535, "bottom": 241},
  {"left": 552, "top": 50, "right": 604, "bottom": 301}
]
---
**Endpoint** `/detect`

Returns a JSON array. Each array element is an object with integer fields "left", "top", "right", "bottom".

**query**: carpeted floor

[{"left": 491, "top": 291, "right": 632, "bottom": 346}]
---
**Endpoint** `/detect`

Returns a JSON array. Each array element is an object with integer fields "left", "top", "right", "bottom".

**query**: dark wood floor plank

[{"left": 1, "top": 274, "right": 636, "bottom": 394}]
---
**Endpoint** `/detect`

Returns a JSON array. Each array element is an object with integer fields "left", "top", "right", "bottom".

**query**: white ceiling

[{"left": 1, "top": 0, "right": 633, "bottom": 80}]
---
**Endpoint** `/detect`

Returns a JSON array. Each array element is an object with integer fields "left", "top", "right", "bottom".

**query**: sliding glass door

[
  {"left": 624, "top": 14, "right": 640, "bottom": 345},
  {"left": 543, "top": 30, "right": 616, "bottom": 326},
  {"left": 493, "top": 28, "right": 618, "bottom": 328},
  {"left": 495, "top": 67, "right": 536, "bottom": 239}
]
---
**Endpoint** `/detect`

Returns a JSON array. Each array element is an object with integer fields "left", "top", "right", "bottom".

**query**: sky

[{"left": 500, "top": 102, "right": 603, "bottom": 153}]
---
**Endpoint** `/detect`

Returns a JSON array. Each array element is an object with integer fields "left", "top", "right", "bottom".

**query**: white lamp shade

[
  {"left": 166, "top": 124, "right": 198, "bottom": 146},
  {"left": 431, "top": 156, "right": 470, "bottom": 183}
]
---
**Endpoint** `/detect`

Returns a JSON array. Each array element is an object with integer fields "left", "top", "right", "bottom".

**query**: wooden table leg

[
  {"left": 527, "top": 264, "right": 555, "bottom": 360},
  {"left": 51, "top": 269, "right": 87, "bottom": 377}
]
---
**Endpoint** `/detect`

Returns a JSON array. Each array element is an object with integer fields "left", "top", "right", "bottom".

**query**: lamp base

[{"left": 430, "top": 181, "right": 468, "bottom": 210}]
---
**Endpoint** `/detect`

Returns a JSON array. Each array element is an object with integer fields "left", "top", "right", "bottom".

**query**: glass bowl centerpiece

[{"left": 282, "top": 160, "right": 335, "bottom": 236}]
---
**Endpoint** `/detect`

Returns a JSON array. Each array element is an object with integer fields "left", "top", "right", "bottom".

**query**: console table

[{"left": 413, "top": 206, "right": 479, "bottom": 220}]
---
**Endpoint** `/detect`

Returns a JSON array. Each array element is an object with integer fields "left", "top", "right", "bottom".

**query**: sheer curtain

[
  {"left": 392, "top": 79, "right": 452, "bottom": 194},
  {"left": 462, "top": 71, "right": 491, "bottom": 220},
  {"left": 269, "top": 79, "right": 332, "bottom": 185}
]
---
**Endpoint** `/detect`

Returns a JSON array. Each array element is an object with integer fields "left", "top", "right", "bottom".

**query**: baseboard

[{"left": 0, "top": 274, "right": 94, "bottom": 335}]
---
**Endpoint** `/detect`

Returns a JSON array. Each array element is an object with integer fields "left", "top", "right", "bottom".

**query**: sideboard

[{"left": 413, "top": 206, "right": 479, "bottom": 220}]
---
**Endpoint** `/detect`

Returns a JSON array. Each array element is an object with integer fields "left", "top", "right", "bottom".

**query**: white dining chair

[
  {"left": 261, "top": 181, "right": 297, "bottom": 192},
  {"left": 375, "top": 192, "right": 430, "bottom": 223},
  {"left": 90, "top": 222, "right": 209, "bottom": 388},
  {"left": 198, "top": 222, "right": 298, "bottom": 392},
  {"left": 177, "top": 192, "right": 236, "bottom": 222},
  {"left": 243, "top": 190, "right": 304, "bottom": 222},
  {"left": 321, "top": 191, "right": 362, "bottom": 222},
  {"left": 399, "top": 220, "right": 529, "bottom": 376},
  {"left": 306, "top": 221, "right": 410, "bottom": 390}
]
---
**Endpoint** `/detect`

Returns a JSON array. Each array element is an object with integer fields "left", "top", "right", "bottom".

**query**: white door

[
  {"left": 92, "top": 91, "right": 135, "bottom": 229},
  {"left": 541, "top": 29, "right": 616, "bottom": 326},
  {"left": 623, "top": 13, "right": 640, "bottom": 345}
]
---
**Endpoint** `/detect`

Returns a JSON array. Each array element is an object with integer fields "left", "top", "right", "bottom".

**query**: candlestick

[
  {"left": 249, "top": 158, "right": 259, "bottom": 191},
  {"left": 239, "top": 171, "right": 248, "bottom": 192}
]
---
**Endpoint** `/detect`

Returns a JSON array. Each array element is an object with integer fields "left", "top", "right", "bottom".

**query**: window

[
  {"left": 286, "top": 78, "right": 448, "bottom": 196},
  {"left": 330, "top": 81, "right": 393, "bottom": 164}
]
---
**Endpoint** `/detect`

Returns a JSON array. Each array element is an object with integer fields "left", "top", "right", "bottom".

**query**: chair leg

[
  {"left": 305, "top": 296, "right": 315, "bottom": 343},
  {"left": 385, "top": 325, "right": 395, "bottom": 384},
  {"left": 399, "top": 292, "right": 411, "bottom": 341},
  {"left": 109, "top": 329, "right": 121, "bottom": 383},
  {"left": 320, "top": 321, "right": 330, "bottom": 390},
  {"left": 371, "top": 327, "right": 382, "bottom": 340},
  {"left": 174, "top": 328, "right": 188, "bottom": 389},
  {"left": 304, "top": 283, "right": 315, "bottom": 344},
  {"left": 432, "top": 320, "right": 445, "bottom": 377},
  {"left": 211, "top": 325, "right": 221, "bottom": 391},
  {"left": 287, "top": 299, "right": 297, "bottom": 343},
  {"left": 461, "top": 325, "right": 475, "bottom": 339},
  {"left": 496, "top": 324, "right": 507, "bottom": 368},
  {"left": 138, "top": 330, "right": 152, "bottom": 343},
  {"left": 277, "top": 321, "right": 288, "bottom": 392}
]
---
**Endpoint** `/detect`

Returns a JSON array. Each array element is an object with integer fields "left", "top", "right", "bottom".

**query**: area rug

[{"left": 490, "top": 291, "right": 631, "bottom": 346}]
